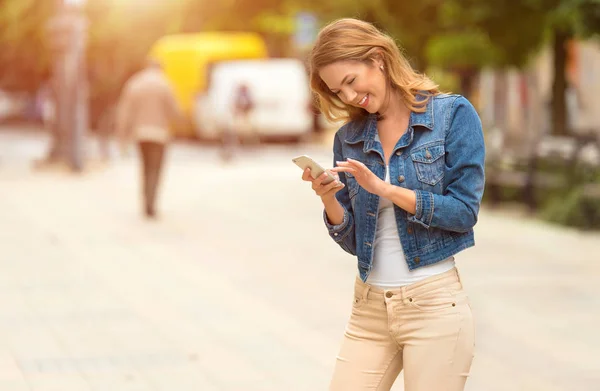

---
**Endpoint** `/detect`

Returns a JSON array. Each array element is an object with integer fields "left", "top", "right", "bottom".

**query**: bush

[{"left": 539, "top": 186, "right": 600, "bottom": 230}]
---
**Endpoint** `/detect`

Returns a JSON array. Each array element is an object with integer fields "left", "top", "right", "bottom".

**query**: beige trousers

[{"left": 330, "top": 268, "right": 475, "bottom": 391}]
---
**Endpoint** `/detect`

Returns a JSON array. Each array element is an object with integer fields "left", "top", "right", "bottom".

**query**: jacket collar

[{"left": 344, "top": 93, "right": 434, "bottom": 146}]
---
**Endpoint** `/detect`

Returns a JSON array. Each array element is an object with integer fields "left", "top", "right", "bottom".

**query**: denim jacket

[{"left": 324, "top": 94, "right": 485, "bottom": 282}]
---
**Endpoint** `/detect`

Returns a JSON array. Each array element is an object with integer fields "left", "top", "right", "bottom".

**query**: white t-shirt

[{"left": 366, "top": 165, "right": 455, "bottom": 288}]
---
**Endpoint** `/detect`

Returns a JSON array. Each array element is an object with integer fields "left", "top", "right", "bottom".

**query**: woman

[{"left": 302, "top": 18, "right": 485, "bottom": 391}]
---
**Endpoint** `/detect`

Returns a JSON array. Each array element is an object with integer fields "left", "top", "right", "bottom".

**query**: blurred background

[{"left": 0, "top": 0, "right": 599, "bottom": 390}]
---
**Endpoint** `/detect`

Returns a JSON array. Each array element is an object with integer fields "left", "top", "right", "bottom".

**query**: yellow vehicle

[{"left": 148, "top": 32, "right": 269, "bottom": 137}]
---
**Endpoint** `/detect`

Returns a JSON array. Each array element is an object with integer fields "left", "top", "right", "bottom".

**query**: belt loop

[
  {"left": 400, "top": 285, "right": 408, "bottom": 301},
  {"left": 454, "top": 267, "right": 464, "bottom": 289}
]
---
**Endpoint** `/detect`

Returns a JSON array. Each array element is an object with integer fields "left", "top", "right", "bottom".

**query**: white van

[{"left": 192, "top": 58, "right": 314, "bottom": 141}]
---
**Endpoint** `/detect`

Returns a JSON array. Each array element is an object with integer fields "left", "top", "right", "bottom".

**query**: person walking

[{"left": 116, "top": 58, "right": 182, "bottom": 218}]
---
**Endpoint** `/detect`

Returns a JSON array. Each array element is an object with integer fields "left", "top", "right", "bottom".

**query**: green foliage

[
  {"left": 540, "top": 185, "right": 600, "bottom": 230},
  {"left": 484, "top": 151, "right": 600, "bottom": 230},
  {"left": 0, "top": 0, "right": 597, "bottom": 133},
  {"left": 436, "top": 0, "right": 557, "bottom": 68},
  {"left": 295, "top": 0, "right": 556, "bottom": 70},
  {"left": 374, "top": 0, "right": 443, "bottom": 69},
  {"left": 424, "top": 66, "right": 460, "bottom": 92},
  {"left": 544, "top": 0, "right": 600, "bottom": 37},
  {"left": 580, "top": 0, "right": 600, "bottom": 35},
  {"left": 426, "top": 32, "right": 501, "bottom": 69}
]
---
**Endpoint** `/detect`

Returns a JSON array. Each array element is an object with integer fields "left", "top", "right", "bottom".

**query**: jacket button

[
  {"left": 395, "top": 150, "right": 402, "bottom": 156},
  {"left": 425, "top": 150, "right": 432, "bottom": 159},
  {"left": 414, "top": 257, "right": 421, "bottom": 264},
  {"left": 333, "top": 233, "right": 339, "bottom": 236},
  {"left": 397, "top": 175, "right": 405, "bottom": 183},
  {"left": 407, "top": 226, "right": 413, "bottom": 234},
  {"left": 385, "top": 291, "right": 393, "bottom": 298}
]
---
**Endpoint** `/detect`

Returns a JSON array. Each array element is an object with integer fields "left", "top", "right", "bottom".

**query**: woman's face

[{"left": 319, "top": 59, "right": 387, "bottom": 114}]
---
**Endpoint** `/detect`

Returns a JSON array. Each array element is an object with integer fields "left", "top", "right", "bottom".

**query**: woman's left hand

[{"left": 331, "top": 158, "right": 387, "bottom": 196}]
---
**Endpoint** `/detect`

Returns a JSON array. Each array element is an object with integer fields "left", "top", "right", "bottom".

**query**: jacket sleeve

[
  {"left": 323, "top": 131, "right": 357, "bottom": 255},
  {"left": 408, "top": 96, "right": 486, "bottom": 232}
]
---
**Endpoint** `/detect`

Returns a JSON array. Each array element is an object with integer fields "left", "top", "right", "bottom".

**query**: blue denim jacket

[{"left": 324, "top": 94, "right": 486, "bottom": 282}]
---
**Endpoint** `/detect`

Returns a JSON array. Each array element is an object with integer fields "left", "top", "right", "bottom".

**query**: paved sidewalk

[{"left": 0, "top": 133, "right": 599, "bottom": 390}]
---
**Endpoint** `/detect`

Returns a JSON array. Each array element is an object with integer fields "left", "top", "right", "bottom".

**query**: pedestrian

[
  {"left": 221, "top": 82, "right": 256, "bottom": 162},
  {"left": 303, "top": 18, "right": 486, "bottom": 391},
  {"left": 116, "top": 58, "right": 182, "bottom": 219}
]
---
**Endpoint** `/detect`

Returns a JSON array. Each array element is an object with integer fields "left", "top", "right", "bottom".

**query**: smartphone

[{"left": 292, "top": 155, "right": 336, "bottom": 185}]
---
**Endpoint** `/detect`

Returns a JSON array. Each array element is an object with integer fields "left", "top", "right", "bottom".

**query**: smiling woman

[
  {"left": 319, "top": 61, "right": 383, "bottom": 112},
  {"left": 309, "top": 19, "right": 439, "bottom": 124},
  {"left": 302, "top": 18, "right": 486, "bottom": 391}
]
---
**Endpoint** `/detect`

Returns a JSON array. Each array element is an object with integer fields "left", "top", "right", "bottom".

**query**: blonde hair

[{"left": 308, "top": 18, "right": 440, "bottom": 123}]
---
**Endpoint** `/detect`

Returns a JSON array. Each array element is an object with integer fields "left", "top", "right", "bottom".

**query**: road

[{"left": 1, "top": 128, "right": 599, "bottom": 391}]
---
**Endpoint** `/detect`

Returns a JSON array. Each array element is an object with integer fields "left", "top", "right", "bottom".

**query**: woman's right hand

[{"left": 302, "top": 168, "right": 345, "bottom": 202}]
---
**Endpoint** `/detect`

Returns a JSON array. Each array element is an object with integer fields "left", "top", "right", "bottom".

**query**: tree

[
  {"left": 292, "top": 0, "right": 555, "bottom": 98},
  {"left": 425, "top": 0, "right": 557, "bottom": 98},
  {"left": 545, "top": 0, "right": 600, "bottom": 136},
  {"left": 293, "top": 0, "right": 432, "bottom": 69},
  {"left": 434, "top": 0, "right": 599, "bottom": 135},
  {"left": 311, "top": 0, "right": 599, "bottom": 137}
]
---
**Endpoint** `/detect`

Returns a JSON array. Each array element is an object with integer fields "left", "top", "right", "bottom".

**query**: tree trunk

[
  {"left": 458, "top": 68, "right": 477, "bottom": 101},
  {"left": 551, "top": 29, "right": 570, "bottom": 136},
  {"left": 43, "top": 3, "right": 88, "bottom": 171}
]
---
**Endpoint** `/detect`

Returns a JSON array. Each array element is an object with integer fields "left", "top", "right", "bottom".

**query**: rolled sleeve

[
  {"left": 408, "top": 189, "right": 434, "bottom": 228},
  {"left": 323, "top": 207, "right": 353, "bottom": 241}
]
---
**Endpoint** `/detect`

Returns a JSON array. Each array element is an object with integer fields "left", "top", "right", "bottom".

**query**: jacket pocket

[{"left": 410, "top": 141, "right": 445, "bottom": 186}]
